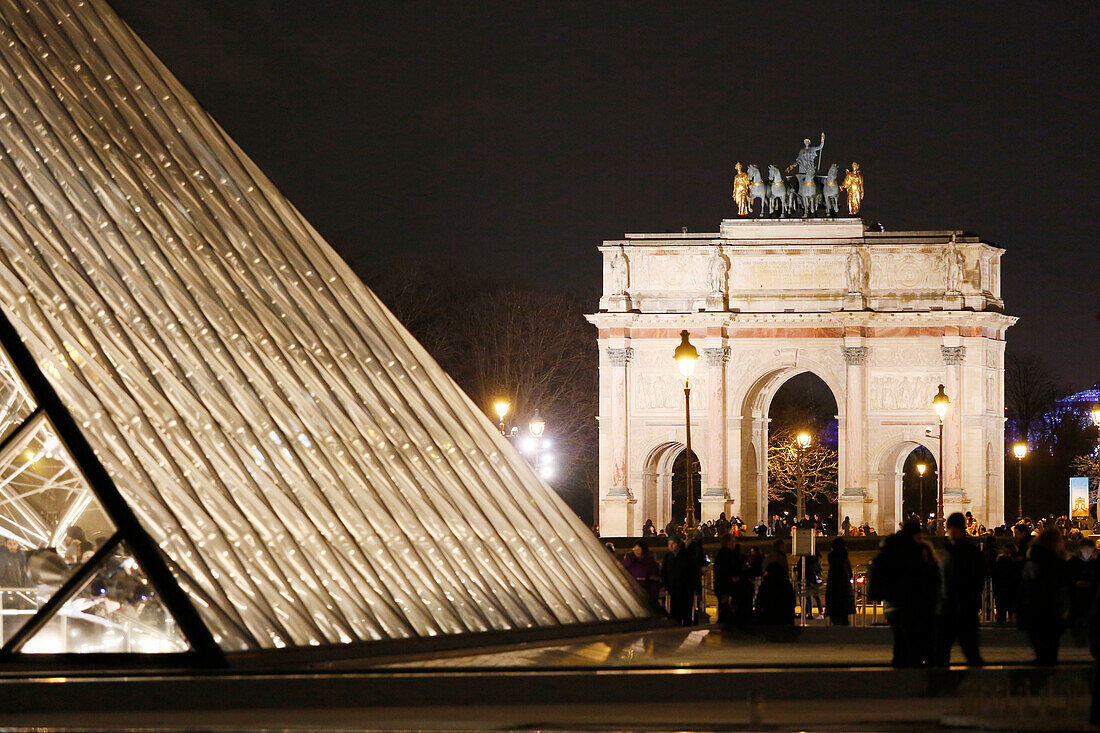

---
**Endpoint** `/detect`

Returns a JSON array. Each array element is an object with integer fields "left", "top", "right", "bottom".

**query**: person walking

[
  {"left": 713, "top": 533, "right": 753, "bottom": 624},
  {"left": 621, "top": 540, "right": 662, "bottom": 603},
  {"left": 1068, "top": 537, "right": 1097, "bottom": 645},
  {"left": 755, "top": 561, "right": 795, "bottom": 625},
  {"left": 825, "top": 537, "right": 855, "bottom": 625},
  {"left": 991, "top": 542, "right": 1018, "bottom": 624},
  {"left": 934, "top": 512, "right": 986, "bottom": 666},
  {"left": 869, "top": 520, "right": 940, "bottom": 667},
  {"left": 1016, "top": 527, "right": 1070, "bottom": 665},
  {"left": 661, "top": 537, "right": 699, "bottom": 626},
  {"left": 795, "top": 550, "right": 824, "bottom": 619}
]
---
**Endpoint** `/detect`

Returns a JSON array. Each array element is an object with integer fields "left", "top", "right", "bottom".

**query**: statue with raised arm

[
  {"left": 787, "top": 132, "right": 826, "bottom": 175},
  {"left": 731, "top": 163, "right": 751, "bottom": 216}
]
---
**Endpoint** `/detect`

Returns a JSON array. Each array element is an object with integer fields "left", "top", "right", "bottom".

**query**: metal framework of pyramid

[{"left": 0, "top": 0, "right": 651, "bottom": 666}]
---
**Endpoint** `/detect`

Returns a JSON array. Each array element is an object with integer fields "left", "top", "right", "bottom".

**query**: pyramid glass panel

[
  {"left": 0, "top": 348, "right": 33, "bottom": 446},
  {"left": 21, "top": 542, "right": 188, "bottom": 654},
  {"left": 0, "top": 418, "right": 115, "bottom": 645},
  {"left": 0, "top": 0, "right": 651, "bottom": 656}
]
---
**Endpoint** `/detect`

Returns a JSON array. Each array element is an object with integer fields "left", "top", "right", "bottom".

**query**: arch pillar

[
  {"left": 701, "top": 346, "right": 731, "bottom": 521},
  {"left": 840, "top": 345, "right": 870, "bottom": 525}
]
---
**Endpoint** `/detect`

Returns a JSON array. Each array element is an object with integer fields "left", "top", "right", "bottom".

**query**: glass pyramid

[{"left": 0, "top": 0, "right": 651, "bottom": 661}]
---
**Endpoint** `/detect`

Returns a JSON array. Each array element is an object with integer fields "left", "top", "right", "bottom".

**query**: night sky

[{"left": 110, "top": 1, "right": 1099, "bottom": 389}]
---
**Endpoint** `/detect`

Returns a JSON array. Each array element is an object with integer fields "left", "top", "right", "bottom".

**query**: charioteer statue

[
  {"left": 787, "top": 132, "right": 826, "bottom": 176},
  {"left": 732, "top": 132, "right": 863, "bottom": 218}
]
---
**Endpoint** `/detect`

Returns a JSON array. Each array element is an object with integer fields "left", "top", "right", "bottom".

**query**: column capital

[
  {"left": 941, "top": 345, "right": 966, "bottom": 365},
  {"left": 842, "top": 346, "right": 868, "bottom": 366},
  {"left": 606, "top": 347, "right": 633, "bottom": 366},
  {"left": 702, "top": 347, "right": 730, "bottom": 367}
]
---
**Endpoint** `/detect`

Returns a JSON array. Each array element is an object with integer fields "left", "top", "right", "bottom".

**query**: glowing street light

[
  {"left": 794, "top": 431, "right": 812, "bottom": 519},
  {"left": 674, "top": 330, "right": 698, "bottom": 531},
  {"left": 529, "top": 410, "right": 545, "bottom": 471},
  {"left": 932, "top": 384, "right": 950, "bottom": 535},
  {"left": 1012, "top": 441, "right": 1028, "bottom": 521},
  {"left": 916, "top": 462, "right": 927, "bottom": 530},
  {"left": 493, "top": 400, "right": 510, "bottom": 436}
]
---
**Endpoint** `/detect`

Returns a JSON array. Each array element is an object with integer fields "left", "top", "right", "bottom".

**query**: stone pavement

[{"left": 374, "top": 623, "right": 1091, "bottom": 669}]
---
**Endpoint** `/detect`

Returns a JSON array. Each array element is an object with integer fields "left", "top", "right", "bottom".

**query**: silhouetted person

[
  {"left": 1017, "top": 527, "right": 1070, "bottom": 665},
  {"left": 870, "top": 520, "right": 939, "bottom": 667},
  {"left": 934, "top": 512, "right": 986, "bottom": 666},
  {"left": 755, "top": 561, "right": 795, "bottom": 625},
  {"left": 1069, "top": 537, "right": 1097, "bottom": 645},
  {"left": 991, "top": 542, "right": 1018, "bottom": 624},
  {"left": 1089, "top": 575, "right": 1100, "bottom": 724},
  {"left": 825, "top": 537, "right": 855, "bottom": 625},
  {"left": 714, "top": 533, "right": 753, "bottom": 624},
  {"left": 661, "top": 537, "right": 699, "bottom": 626}
]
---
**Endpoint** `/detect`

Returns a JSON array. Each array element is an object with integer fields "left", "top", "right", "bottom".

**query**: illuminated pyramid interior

[{"left": 0, "top": 0, "right": 649, "bottom": 663}]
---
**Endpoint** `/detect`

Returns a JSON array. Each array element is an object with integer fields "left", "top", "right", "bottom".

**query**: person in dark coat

[
  {"left": 661, "top": 537, "right": 699, "bottom": 626},
  {"left": 825, "top": 537, "right": 855, "bottom": 625},
  {"left": 1016, "top": 527, "right": 1070, "bottom": 665},
  {"left": 0, "top": 538, "right": 27, "bottom": 588},
  {"left": 869, "top": 520, "right": 940, "bottom": 667},
  {"left": 621, "top": 540, "right": 662, "bottom": 603},
  {"left": 1088, "top": 572, "right": 1100, "bottom": 724},
  {"left": 1069, "top": 537, "right": 1097, "bottom": 645},
  {"left": 934, "top": 512, "right": 986, "bottom": 666},
  {"left": 991, "top": 542, "right": 1018, "bottom": 624},
  {"left": 755, "top": 561, "right": 795, "bottom": 625},
  {"left": 713, "top": 533, "right": 753, "bottom": 624}
]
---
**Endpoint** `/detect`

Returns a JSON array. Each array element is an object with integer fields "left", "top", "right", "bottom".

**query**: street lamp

[
  {"left": 1092, "top": 402, "right": 1100, "bottom": 430},
  {"left": 916, "top": 462, "right": 927, "bottom": 531},
  {"left": 932, "top": 384, "right": 950, "bottom": 535},
  {"left": 529, "top": 410, "right": 545, "bottom": 470},
  {"left": 795, "top": 431, "right": 812, "bottom": 520},
  {"left": 674, "top": 330, "right": 699, "bottom": 531},
  {"left": 493, "top": 400, "right": 510, "bottom": 436},
  {"left": 1012, "top": 441, "right": 1028, "bottom": 521}
]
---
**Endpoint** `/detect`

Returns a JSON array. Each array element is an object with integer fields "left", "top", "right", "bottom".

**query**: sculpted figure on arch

[
  {"left": 731, "top": 162, "right": 751, "bottom": 216},
  {"left": 841, "top": 162, "right": 864, "bottom": 215}
]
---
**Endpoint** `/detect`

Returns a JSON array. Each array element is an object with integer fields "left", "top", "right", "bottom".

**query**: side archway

[
  {"left": 871, "top": 438, "right": 940, "bottom": 533},
  {"left": 640, "top": 442, "right": 704, "bottom": 531}
]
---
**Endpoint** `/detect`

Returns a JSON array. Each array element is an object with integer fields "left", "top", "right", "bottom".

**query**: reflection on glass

[
  {"left": 0, "top": 419, "right": 113, "bottom": 646},
  {"left": 21, "top": 542, "right": 187, "bottom": 654},
  {"left": 0, "top": 347, "right": 33, "bottom": 446}
]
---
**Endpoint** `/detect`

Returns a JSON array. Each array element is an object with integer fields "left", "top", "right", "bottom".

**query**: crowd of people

[{"left": 615, "top": 512, "right": 1100, "bottom": 671}]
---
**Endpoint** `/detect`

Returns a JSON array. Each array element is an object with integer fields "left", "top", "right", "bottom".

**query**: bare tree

[
  {"left": 767, "top": 426, "right": 839, "bottom": 512},
  {"left": 1005, "top": 352, "right": 1061, "bottom": 439},
  {"left": 365, "top": 265, "right": 598, "bottom": 520}
]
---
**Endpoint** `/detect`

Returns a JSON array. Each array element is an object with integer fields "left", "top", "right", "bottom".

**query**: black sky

[{"left": 110, "top": 1, "right": 1100, "bottom": 389}]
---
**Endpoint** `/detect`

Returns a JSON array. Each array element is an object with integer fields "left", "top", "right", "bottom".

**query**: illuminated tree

[{"left": 767, "top": 426, "right": 839, "bottom": 509}]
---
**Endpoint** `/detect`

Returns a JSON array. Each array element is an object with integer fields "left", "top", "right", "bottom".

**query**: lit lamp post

[
  {"left": 916, "top": 462, "right": 927, "bottom": 531},
  {"left": 494, "top": 400, "right": 510, "bottom": 436},
  {"left": 932, "top": 384, "right": 950, "bottom": 535},
  {"left": 674, "top": 330, "right": 699, "bottom": 531},
  {"left": 795, "top": 431, "right": 812, "bottom": 520},
  {"left": 1012, "top": 441, "right": 1027, "bottom": 521},
  {"left": 529, "top": 409, "right": 545, "bottom": 471}
]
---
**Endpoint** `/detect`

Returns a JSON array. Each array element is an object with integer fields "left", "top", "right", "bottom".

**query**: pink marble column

[
  {"left": 702, "top": 347, "right": 729, "bottom": 517},
  {"left": 941, "top": 346, "right": 965, "bottom": 492},
  {"left": 607, "top": 347, "right": 633, "bottom": 491},
  {"left": 842, "top": 346, "right": 867, "bottom": 492}
]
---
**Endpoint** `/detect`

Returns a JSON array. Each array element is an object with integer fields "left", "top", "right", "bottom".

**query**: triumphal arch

[{"left": 587, "top": 218, "right": 1016, "bottom": 536}]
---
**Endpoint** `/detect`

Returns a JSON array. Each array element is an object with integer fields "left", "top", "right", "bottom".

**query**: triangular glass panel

[
  {"left": 0, "top": 347, "right": 34, "bottom": 447},
  {"left": 0, "top": 419, "right": 114, "bottom": 645},
  {"left": 21, "top": 541, "right": 188, "bottom": 654}
]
